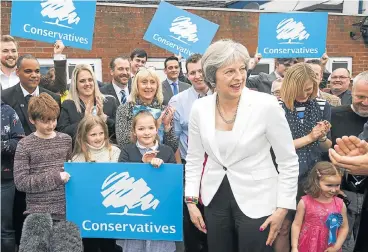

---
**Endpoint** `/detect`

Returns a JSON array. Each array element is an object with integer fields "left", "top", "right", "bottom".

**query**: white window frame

[
  {"left": 305, "top": 57, "right": 353, "bottom": 75},
  {"left": 37, "top": 58, "right": 103, "bottom": 82},
  {"left": 146, "top": 58, "right": 188, "bottom": 83},
  {"left": 327, "top": 57, "right": 352, "bottom": 75},
  {"left": 250, "top": 58, "right": 275, "bottom": 76}
]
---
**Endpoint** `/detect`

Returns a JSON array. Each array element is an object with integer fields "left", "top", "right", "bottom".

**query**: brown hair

[
  {"left": 73, "top": 116, "right": 112, "bottom": 162},
  {"left": 28, "top": 93, "right": 60, "bottom": 121},
  {"left": 130, "top": 111, "right": 159, "bottom": 143},
  {"left": 280, "top": 63, "right": 319, "bottom": 111},
  {"left": 304, "top": 161, "right": 344, "bottom": 198},
  {"left": 1, "top": 35, "right": 18, "bottom": 49}
]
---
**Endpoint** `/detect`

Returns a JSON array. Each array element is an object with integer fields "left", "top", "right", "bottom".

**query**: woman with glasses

[
  {"left": 57, "top": 64, "right": 118, "bottom": 142},
  {"left": 115, "top": 67, "right": 178, "bottom": 152},
  {"left": 274, "top": 63, "right": 332, "bottom": 252}
]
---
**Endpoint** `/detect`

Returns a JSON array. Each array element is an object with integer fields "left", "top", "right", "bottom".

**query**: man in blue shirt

[{"left": 168, "top": 53, "right": 212, "bottom": 252}]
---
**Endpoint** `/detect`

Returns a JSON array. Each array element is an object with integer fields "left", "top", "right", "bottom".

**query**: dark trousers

[
  {"left": 182, "top": 159, "right": 208, "bottom": 252},
  {"left": 204, "top": 176, "right": 273, "bottom": 252},
  {"left": 1, "top": 180, "right": 16, "bottom": 252},
  {"left": 82, "top": 238, "right": 117, "bottom": 252},
  {"left": 183, "top": 203, "right": 208, "bottom": 252},
  {"left": 13, "top": 189, "right": 26, "bottom": 246}
]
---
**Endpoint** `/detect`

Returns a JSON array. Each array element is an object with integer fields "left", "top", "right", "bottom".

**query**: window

[
  {"left": 37, "top": 58, "right": 102, "bottom": 83},
  {"left": 327, "top": 57, "right": 352, "bottom": 74},
  {"left": 249, "top": 58, "right": 275, "bottom": 76}
]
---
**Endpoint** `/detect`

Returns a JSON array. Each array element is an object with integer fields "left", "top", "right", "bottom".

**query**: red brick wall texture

[{"left": 1, "top": 2, "right": 367, "bottom": 81}]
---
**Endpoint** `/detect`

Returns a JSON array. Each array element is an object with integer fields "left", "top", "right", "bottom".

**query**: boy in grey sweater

[{"left": 14, "top": 93, "right": 72, "bottom": 220}]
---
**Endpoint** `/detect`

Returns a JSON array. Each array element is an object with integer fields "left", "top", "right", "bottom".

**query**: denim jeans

[{"left": 1, "top": 180, "right": 15, "bottom": 252}]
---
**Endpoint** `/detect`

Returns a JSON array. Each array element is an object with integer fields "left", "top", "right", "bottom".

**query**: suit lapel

[
  {"left": 15, "top": 84, "right": 35, "bottom": 132},
  {"left": 107, "top": 84, "right": 119, "bottom": 101},
  {"left": 225, "top": 88, "right": 253, "bottom": 165},
  {"left": 163, "top": 80, "right": 174, "bottom": 97},
  {"left": 206, "top": 94, "right": 224, "bottom": 166},
  {"left": 128, "top": 79, "right": 132, "bottom": 93}
]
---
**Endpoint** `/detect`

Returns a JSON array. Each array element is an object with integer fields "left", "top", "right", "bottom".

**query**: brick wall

[{"left": 1, "top": 1, "right": 367, "bottom": 81}]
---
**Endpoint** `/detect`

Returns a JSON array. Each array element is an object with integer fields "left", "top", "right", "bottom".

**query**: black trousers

[
  {"left": 182, "top": 159, "right": 208, "bottom": 252},
  {"left": 13, "top": 190, "right": 26, "bottom": 246},
  {"left": 183, "top": 203, "right": 208, "bottom": 252},
  {"left": 82, "top": 238, "right": 117, "bottom": 252},
  {"left": 204, "top": 176, "right": 273, "bottom": 252}
]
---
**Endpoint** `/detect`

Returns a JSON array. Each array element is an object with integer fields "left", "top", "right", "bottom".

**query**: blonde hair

[
  {"left": 67, "top": 64, "right": 105, "bottom": 113},
  {"left": 304, "top": 161, "right": 344, "bottom": 198},
  {"left": 130, "top": 111, "right": 160, "bottom": 143},
  {"left": 129, "top": 67, "right": 163, "bottom": 104},
  {"left": 280, "top": 63, "right": 318, "bottom": 111},
  {"left": 73, "top": 116, "right": 112, "bottom": 162}
]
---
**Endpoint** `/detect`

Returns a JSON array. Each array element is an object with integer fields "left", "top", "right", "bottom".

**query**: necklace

[{"left": 216, "top": 95, "right": 240, "bottom": 124}]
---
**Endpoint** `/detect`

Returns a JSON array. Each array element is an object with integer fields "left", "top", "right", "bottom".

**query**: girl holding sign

[
  {"left": 291, "top": 162, "right": 348, "bottom": 252},
  {"left": 72, "top": 115, "right": 121, "bottom": 252},
  {"left": 118, "top": 110, "right": 176, "bottom": 252}
]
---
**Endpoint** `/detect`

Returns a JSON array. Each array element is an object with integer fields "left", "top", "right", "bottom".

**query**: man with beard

[
  {"left": 329, "top": 71, "right": 368, "bottom": 252},
  {"left": 169, "top": 54, "right": 211, "bottom": 252},
  {"left": 246, "top": 58, "right": 297, "bottom": 94},
  {"left": 100, "top": 56, "right": 132, "bottom": 107},
  {"left": 329, "top": 68, "right": 352, "bottom": 105},
  {"left": 1, "top": 54, "right": 61, "bottom": 249},
  {"left": 1, "top": 35, "right": 19, "bottom": 89}
]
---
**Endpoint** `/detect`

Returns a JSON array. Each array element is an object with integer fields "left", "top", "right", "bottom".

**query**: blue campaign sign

[
  {"left": 10, "top": 0, "right": 96, "bottom": 50},
  {"left": 258, "top": 12, "right": 328, "bottom": 58},
  {"left": 144, "top": 1, "right": 219, "bottom": 58},
  {"left": 65, "top": 162, "right": 183, "bottom": 241}
]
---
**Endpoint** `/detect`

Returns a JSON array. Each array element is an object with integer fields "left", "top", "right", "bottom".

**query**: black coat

[
  {"left": 119, "top": 143, "right": 176, "bottom": 164},
  {"left": 1, "top": 83, "right": 61, "bottom": 136},
  {"left": 99, "top": 80, "right": 132, "bottom": 107},
  {"left": 56, "top": 96, "right": 117, "bottom": 141}
]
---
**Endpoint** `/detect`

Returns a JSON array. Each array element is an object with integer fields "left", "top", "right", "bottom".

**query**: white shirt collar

[
  {"left": 136, "top": 140, "right": 159, "bottom": 151},
  {"left": 20, "top": 84, "right": 40, "bottom": 97},
  {"left": 167, "top": 78, "right": 179, "bottom": 85},
  {"left": 0, "top": 68, "right": 19, "bottom": 90},
  {"left": 112, "top": 81, "right": 129, "bottom": 104}
]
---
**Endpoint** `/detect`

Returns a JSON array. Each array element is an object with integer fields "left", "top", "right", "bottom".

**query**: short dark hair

[
  {"left": 16, "top": 54, "right": 38, "bottom": 69},
  {"left": 276, "top": 58, "right": 298, "bottom": 65},
  {"left": 185, "top": 53, "right": 202, "bottom": 73},
  {"left": 305, "top": 59, "right": 322, "bottom": 66},
  {"left": 109, "top": 56, "right": 130, "bottom": 70},
  {"left": 28, "top": 93, "right": 60, "bottom": 121},
  {"left": 164, "top": 56, "right": 179, "bottom": 69},
  {"left": 130, "top": 48, "right": 147, "bottom": 60}
]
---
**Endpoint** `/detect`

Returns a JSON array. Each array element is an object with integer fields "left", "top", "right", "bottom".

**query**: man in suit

[
  {"left": 100, "top": 56, "right": 132, "bottom": 106},
  {"left": 1, "top": 54, "right": 61, "bottom": 248},
  {"left": 2, "top": 54, "right": 61, "bottom": 135},
  {"left": 247, "top": 58, "right": 297, "bottom": 94},
  {"left": 329, "top": 68, "right": 353, "bottom": 105},
  {"left": 306, "top": 59, "right": 341, "bottom": 107},
  {"left": 162, "top": 56, "right": 190, "bottom": 105}
]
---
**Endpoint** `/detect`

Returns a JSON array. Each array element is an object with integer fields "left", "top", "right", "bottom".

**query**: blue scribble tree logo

[
  {"left": 101, "top": 172, "right": 160, "bottom": 217},
  {"left": 40, "top": 0, "right": 81, "bottom": 29}
]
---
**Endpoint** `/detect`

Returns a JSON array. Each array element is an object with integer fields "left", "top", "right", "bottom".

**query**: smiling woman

[
  {"left": 185, "top": 39, "right": 299, "bottom": 252},
  {"left": 56, "top": 64, "right": 118, "bottom": 143},
  {"left": 115, "top": 67, "right": 178, "bottom": 152}
]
